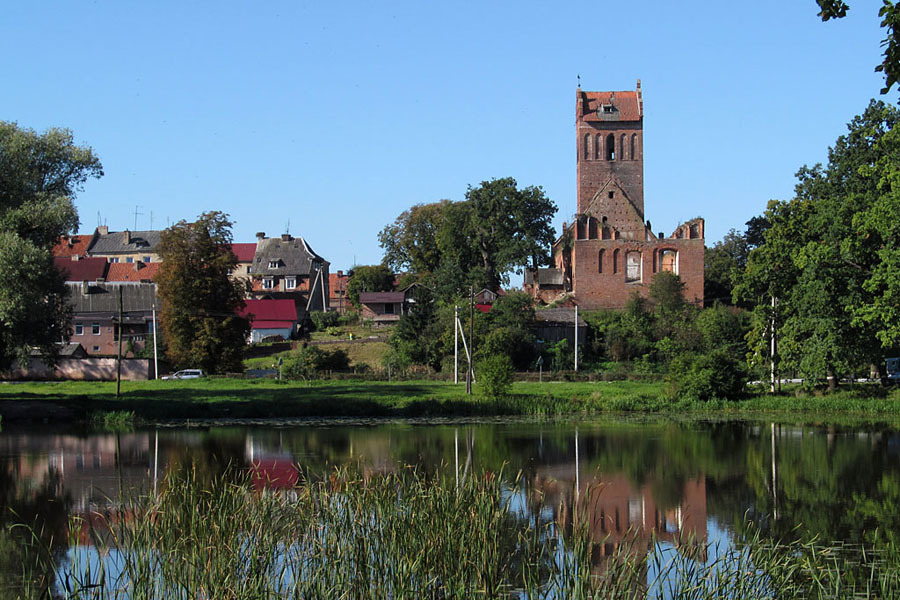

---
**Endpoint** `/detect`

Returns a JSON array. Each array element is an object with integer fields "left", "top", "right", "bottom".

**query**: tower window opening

[
  {"left": 595, "top": 134, "right": 602, "bottom": 160},
  {"left": 631, "top": 134, "right": 637, "bottom": 160},
  {"left": 583, "top": 133, "right": 590, "bottom": 160},
  {"left": 606, "top": 134, "right": 615, "bottom": 160},
  {"left": 621, "top": 134, "right": 627, "bottom": 160}
]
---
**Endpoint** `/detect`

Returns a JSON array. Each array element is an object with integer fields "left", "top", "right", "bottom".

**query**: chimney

[
  {"left": 337, "top": 270, "right": 343, "bottom": 277},
  {"left": 71, "top": 255, "right": 81, "bottom": 261},
  {"left": 123, "top": 230, "right": 131, "bottom": 244},
  {"left": 256, "top": 232, "right": 266, "bottom": 240},
  {"left": 81, "top": 281, "right": 89, "bottom": 296},
  {"left": 281, "top": 233, "right": 292, "bottom": 241},
  {"left": 97, "top": 226, "right": 108, "bottom": 235}
]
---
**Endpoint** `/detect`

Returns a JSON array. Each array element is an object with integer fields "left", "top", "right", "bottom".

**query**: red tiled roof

[
  {"left": 106, "top": 262, "right": 161, "bottom": 282},
  {"left": 230, "top": 243, "right": 257, "bottom": 262},
  {"left": 53, "top": 234, "right": 93, "bottom": 257},
  {"left": 581, "top": 91, "right": 642, "bottom": 122},
  {"left": 238, "top": 299, "right": 298, "bottom": 323},
  {"left": 53, "top": 257, "right": 107, "bottom": 282}
]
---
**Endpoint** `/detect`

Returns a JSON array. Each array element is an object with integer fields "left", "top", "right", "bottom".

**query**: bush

[
  {"left": 310, "top": 310, "right": 341, "bottom": 331},
  {"left": 667, "top": 349, "right": 748, "bottom": 401},
  {"left": 325, "top": 326, "right": 343, "bottom": 337},
  {"left": 478, "top": 354, "right": 514, "bottom": 400},
  {"left": 282, "top": 345, "right": 351, "bottom": 380}
]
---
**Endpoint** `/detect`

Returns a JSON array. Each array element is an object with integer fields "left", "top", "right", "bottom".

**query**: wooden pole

[{"left": 116, "top": 286, "right": 123, "bottom": 398}]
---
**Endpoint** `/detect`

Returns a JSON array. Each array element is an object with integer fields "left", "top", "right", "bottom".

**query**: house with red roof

[
  {"left": 237, "top": 298, "right": 299, "bottom": 343},
  {"left": 53, "top": 233, "right": 98, "bottom": 258}
]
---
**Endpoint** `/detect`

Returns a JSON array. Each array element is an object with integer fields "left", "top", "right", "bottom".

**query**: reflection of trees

[
  {"left": 742, "top": 427, "right": 900, "bottom": 546},
  {"left": 0, "top": 457, "right": 72, "bottom": 597}
]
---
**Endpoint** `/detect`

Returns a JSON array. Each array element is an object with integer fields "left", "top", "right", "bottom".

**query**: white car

[{"left": 162, "top": 369, "right": 205, "bottom": 380}]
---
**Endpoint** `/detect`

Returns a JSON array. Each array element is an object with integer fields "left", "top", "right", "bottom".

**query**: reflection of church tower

[{"left": 576, "top": 82, "right": 645, "bottom": 235}]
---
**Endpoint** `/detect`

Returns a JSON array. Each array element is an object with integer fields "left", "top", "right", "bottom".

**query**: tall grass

[{"left": 41, "top": 468, "right": 900, "bottom": 599}]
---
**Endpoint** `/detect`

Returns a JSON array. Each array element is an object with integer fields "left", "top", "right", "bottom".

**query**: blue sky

[{"left": 1, "top": 1, "right": 887, "bottom": 274}]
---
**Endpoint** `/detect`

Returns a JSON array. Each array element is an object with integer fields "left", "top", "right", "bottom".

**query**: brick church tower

[{"left": 525, "top": 81, "right": 705, "bottom": 309}]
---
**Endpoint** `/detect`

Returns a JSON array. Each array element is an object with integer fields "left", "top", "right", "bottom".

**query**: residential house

[
  {"left": 68, "top": 282, "right": 157, "bottom": 356},
  {"left": 359, "top": 291, "right": 407, "bottom": 325},
  {"left": 53, "top": 256, "right": 109, "bottom": 282},
  {"left": 237, "top": 298, "right": 299, "bottom": 343},
  {"left": 105, "top": 261, "right": 160, "bottom": 283},
  {"left": 230, "top": 242, "right": 258, "bottom": 291},
  {"left": 53, "top": 233, "right": 97, "bottom": 258},
  {"left": 249, "top": 233, "right": 330, "bottom": 315},
  {"left": 87, "top": 227, "right": 163, "bottom": 264}
]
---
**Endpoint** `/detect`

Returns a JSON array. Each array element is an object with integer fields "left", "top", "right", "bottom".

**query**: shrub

[
  {"left": 282, "top": 345, "right": 351, "bottom": 380},
  {"left": 478, "top": 354, "right": 514, "bottom": 400},
  {"left": 310, "top": 310, "right": 341, "bottom": 331},
  {"left": 668, "top": 349, "right": 747, "bottom": 401},
  {"left": 325, "top": 326, "right": 343, "bottom": 337}
]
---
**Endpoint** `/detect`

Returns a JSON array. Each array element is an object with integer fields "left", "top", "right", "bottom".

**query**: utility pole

[
  {"left": 152, "top": 304, "right": 159, "bottom": 380},
  {"left": 454, "top": 305, "right": 459, "bottom": 384},
  {"left": 574, "top": 305, "right": 579, "bottom": 372},
  {"left": 770, "top": 295, "right": 777, "bottom": 394},
  {"left": 466, "top": 287, "right": 474, "bottom": 395},
  {"left": 116, "top": 286, "right": 124, "bottom": 398}
]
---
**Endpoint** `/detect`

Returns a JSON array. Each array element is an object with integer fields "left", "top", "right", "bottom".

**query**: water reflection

[{"left": 2, "top": 419, "right": 900, "bottom": 590}]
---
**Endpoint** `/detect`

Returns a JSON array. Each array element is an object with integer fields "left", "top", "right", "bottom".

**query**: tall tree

[
  {"left": 156, "top": 212, "right": 249, "bottom": 374},
  {"left": 378, "top": 201, "right": 448, "bottom": 274},
  {"left": 465, "top": 177, "right": 556, "bottom": 292},
  {"left": 736, "top": 101, "right": 900, "bottom": 384},
  {"left": 0, "top": 122, "right": 102, "bottom": 369}
]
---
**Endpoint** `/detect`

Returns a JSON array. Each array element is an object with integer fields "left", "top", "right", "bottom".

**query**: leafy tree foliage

[
  {"left": 156, "top": 212, "right": 249, "bottom": 374},
  {"left": 346, "top": 264, "right": 394, "bottom": 307},
  {"left": 378, "top": 177, "right": 556, "bottom": 296},
  {"left": 817, "top": 0, "right": 900, "bottom": 95},
  {"left": 0, "top": 122, "right": 102, "bottom": 369},
  {"left": 736, "top": 101, "right": 900, "bottom": 384}
]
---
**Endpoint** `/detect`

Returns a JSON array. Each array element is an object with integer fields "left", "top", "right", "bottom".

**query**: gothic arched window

[
  {"left": 606, "top": 134, "right": 615, "bottom": 160},
  {"left": 625, "top": 251, "right": 641, "bottom": 282}
]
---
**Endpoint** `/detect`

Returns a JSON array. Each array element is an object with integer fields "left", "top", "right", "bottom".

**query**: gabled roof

[
  {"left": 106, "top": 262, "right": 161, "bottom": 282},
  {"left": 359, "top": 291, "right": 405, "bottom": 304},
  {"left": 53, "top": 234, "right": 94, "bottom": 257},
  {"left": 67, "top": 282, "right": 157, "bottom": 314},
  {"left": 535, "top": 308, "right": 586, "bottom": 326},
  {"left": 54, "top": 256, "right": 108, "bottom": 282},
  {"left": 229, "top": 243, "right": 257, "bottom": 262},
  {"left": 89, "top": 230, "right": 162, "bottom": 255},
  {"left": 237, "top": 299, "right": 298, "bottom": 323},
  {"left": 253, "top": 235, "right": 328, "bottom": 276}
]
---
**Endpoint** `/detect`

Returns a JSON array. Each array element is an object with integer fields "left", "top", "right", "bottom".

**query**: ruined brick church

[{"left": 525, "top": 81, "right": 705, "bottom": 309}]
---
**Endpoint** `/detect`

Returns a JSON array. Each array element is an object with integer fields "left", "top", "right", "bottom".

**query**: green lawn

[{"left": 2, "top": 378, "right": 900, "bottom": 426}]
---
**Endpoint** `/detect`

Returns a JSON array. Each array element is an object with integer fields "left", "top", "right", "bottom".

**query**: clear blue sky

[{"left": 1, "top": 1, "right": 887, "bottom": 275}]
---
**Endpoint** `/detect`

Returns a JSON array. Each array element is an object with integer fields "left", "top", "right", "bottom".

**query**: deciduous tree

[
  {"left": 0, "top": 122, "right": 102, "bottom": 369},
  {"left": 156, "top": 212, "right": 249, "bottom": 374}
]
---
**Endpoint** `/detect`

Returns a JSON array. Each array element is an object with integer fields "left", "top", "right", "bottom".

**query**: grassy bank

[
  {"left": 22, "top": 467, "right": 900, "bottom": 599},
  {"left": 2, "top": 378, "right": 900, "bottom": 426}
]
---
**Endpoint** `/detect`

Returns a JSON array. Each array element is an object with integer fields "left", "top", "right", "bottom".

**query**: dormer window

[
  {"left": 268, "top": 260, "right": 280, "bottom": 269},
  {"left": 603, "top": 105, "right": 614, "bottom": 113}
]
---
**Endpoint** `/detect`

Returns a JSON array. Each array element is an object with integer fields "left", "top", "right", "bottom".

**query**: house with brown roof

[
  {"left": 249, "top": 233, "right": 330, "bottom": 316},
  {"left": 329, "top": 270, "right": 349, "bottom": 314},
  {"left": 67, "top": 282, "right": 157, "bottom": 356},
  {"left": 53, "top": 256, "right": 109, "bottom": 282}
]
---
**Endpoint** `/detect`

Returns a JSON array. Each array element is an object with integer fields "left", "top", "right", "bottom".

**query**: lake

[{"left": 2, "top": 416, "right": 899, "bottom": 596}]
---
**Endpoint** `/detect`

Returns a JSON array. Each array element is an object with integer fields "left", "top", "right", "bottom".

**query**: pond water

[{"left": 2, "top": 417, "right": 899, "bottom": 594}]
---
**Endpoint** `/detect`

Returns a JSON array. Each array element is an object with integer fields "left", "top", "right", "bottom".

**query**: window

[
  {"left": 631, "top": 134, "right": 637, "bottom": 160},
  {"left": 126, "top": 257, "right": 134, "bottom": 263},
  {"left": 660, "top": 250, "right": 677, "bottom": 273},
  {"left": 608, "top": 191, "right": 614, "bottom": 199},
  {"left": 621, "top": 134, "right": 627, "bottom": 160},
  {"left": 595, "top": 134, "right": 602, "bottom": 160},
  {"left": 268, "top": 260, "right": 280, "bottom": 269},
  {"left": 92, "top": 346, "right": 100, "bottom": 352},
  {"left": 383, "top": 303, "right": 394, "bottom": 315},
  {"left": 626, "top": 252, "right": 641, "bottom": 282},
  {"left": 583, "top": 133, "right": 590, "bottom": 159},
  {"left": 263, "top": 278, "right": 274, "bottom": 290},
  {"left": 613, "top": 249, "right": 619, "bottom": 273},
  {"left": 109, "top": 257, "right": 119, "bottom": 263},
  {"left": 285, "top": 276, "right": 296, "bottom": 290},
  {"left": 606, "top": 134, "right": 615, "bottom": 160},
  {"left": 598, "top": 250, "right": 604, "bottom": 273},
  {"left": 143, "top": 256, "right": 151, "bottom": 263},
  {"left": 75, "top": 323, "right": 83, "bottom": 336},
  {"left": 247, "top": 266, "right": 252, "bottom": 274},
  {"left": 91, "top": 323, "right": 100, "bottom": 335}
]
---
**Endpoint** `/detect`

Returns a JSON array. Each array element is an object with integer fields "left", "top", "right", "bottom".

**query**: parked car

[{"left": 162, "top": 369, "right": 205, "bottom": 380}]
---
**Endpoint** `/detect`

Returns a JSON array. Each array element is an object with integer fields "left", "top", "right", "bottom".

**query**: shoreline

[{"left": 1, "top": 379, "right": 899, "bottom": 427}]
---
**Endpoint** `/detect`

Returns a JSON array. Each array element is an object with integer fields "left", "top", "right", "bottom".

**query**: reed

[{"left": 47, "top": 468, "right": 900, "bottom": 599}]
